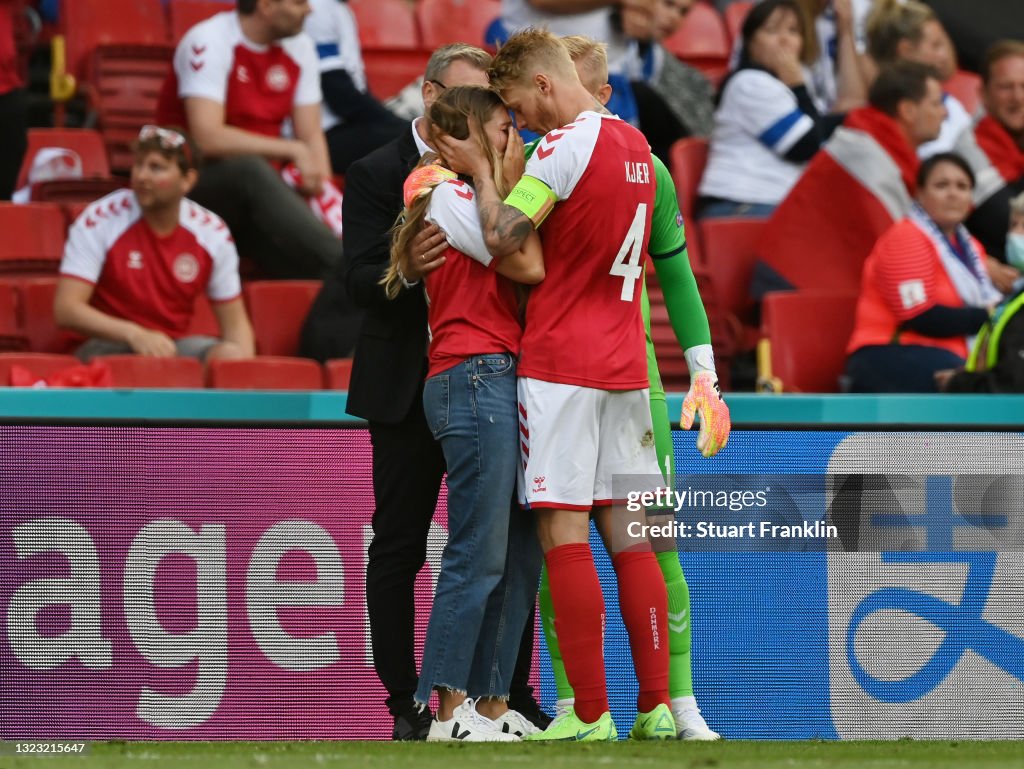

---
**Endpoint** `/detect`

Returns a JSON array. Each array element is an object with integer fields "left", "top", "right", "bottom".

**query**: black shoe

[
  {"left": 508, "top": 694, "right": 553, "bottom": 731},
  {"left": 392, "top": 701, "right": 433, "bottom": 741}
]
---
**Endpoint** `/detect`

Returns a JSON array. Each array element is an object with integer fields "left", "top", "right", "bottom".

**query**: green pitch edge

[{"left": 0, "top": 390, "right": 1022, "bottom": 426}]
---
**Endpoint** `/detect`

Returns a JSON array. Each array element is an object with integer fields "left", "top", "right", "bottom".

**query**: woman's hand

[
  {"left": 435, "top": 127, "right": 491, "bottom": 178},
  {"left": 762, "top": 46, "right": 805, "bottom": 88},
  {"left": 502, "top": 126, "right": 525, "bottom": 192},
  {"left": 986, "top": 256, "right": 1020, "bottom": 294}
]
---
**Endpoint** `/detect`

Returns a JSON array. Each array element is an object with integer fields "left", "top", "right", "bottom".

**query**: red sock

[
  {"left": 614, "top": 550, "right": 670, "bottom": 713},
  {"left": 545, "top": 543, "right": 608, "bottom": 723}
]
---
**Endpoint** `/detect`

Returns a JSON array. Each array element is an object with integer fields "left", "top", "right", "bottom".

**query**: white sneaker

[
  {"left": 426, "top": 699, "right": 521, "bottom": 742},
  {"left": 672, "top": 697, "right": 720, "bottom": 741},
  {"left": 494, "top": 708, "right": 541, "bottom": 738}
]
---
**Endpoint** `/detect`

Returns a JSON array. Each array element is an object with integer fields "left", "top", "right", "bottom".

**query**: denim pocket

[
  {"left": 422, "top": 375, "right": 449, "bottom": 437},
  {"left": 474, "top": 354, "right": 515, "bottom": 379}
]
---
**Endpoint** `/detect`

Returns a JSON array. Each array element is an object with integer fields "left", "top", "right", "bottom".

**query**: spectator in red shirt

[
  {"left": 156, "top": 0, "right": 340, "bottom": 279},
  {"left": 0, "top": 0, "right": 27, "bottom": 200},
  {"left": 845, "top": 152, "right": 1001, "bottom": 392},
  {"left": 55, "top": 126, "right": 255, "bottom": 362}
]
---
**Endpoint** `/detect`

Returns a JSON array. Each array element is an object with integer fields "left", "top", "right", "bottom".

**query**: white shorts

[{"left": 516, "top": 377, "right": 662, "bottom": 510}]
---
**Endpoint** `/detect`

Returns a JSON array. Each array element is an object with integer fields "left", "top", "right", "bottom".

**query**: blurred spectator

[
  {"left": 956, "top": 40, "right": 1024, "bottom": 265},
  {"left": 793, "top": 0, "right": 872, "bottom": 112},
  {"left": 923, "top": 0, "right": 1024, "bottom": 75},
  {"left": 156, "top": 0, "right": 340, "bottom": 279},
  {"left": 865, "top": 0, "right": 968, "bottom": 159},
  {"left": 758, "top": 61, "right": 946, "bottom": 293},
  {"left": 846, "top": 153, "right": 1001, "bottom": 392},
  {"left": 0, "top": 0, "right": 27, "bottom": 201},
  {"left": 625, "top": 0, "right": 715, "bottom": 160},
  {"left": 697, "top": 0, "right": 838, "bottom": 219},
  {"left": 55, "top": 126, "right": 254, "bottom": 363},
  {"left": 304, "top": 0, "right": 405, "bottom": 173}
]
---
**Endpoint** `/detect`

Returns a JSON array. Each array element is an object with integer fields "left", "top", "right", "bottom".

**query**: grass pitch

[{"left": 11, "top": 740, "right": 1023, "bottom": 769}]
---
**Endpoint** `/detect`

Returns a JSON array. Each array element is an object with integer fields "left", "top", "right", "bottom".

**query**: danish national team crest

[
  {"left": 265, "top": 65, "right": 291, "bottom": 93},
  {"left": 825, "top": 434, "right": 1024, "bottom": 739},
  {"left": 173, "top": 253, "right": 200, "bottom": 283}
]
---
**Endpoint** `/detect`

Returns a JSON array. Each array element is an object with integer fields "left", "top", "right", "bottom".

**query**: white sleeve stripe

[{"left": 758, "top": 110, "right": 813, "bottom": 154}]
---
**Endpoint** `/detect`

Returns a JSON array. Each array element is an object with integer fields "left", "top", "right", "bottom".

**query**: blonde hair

[
  {"left": 489, "top": 27, "right": 578, "bottom": 93},
  {"left": 561, "top": 35, "right": 608, "bottom": 94},
  {"left": 790, "top": 0, "right": 821, "bottom": 64},
  {"left": 866, "top": 0, "right": 936, "bottom": 65},
  {"left": 382, "top": 86, "right": 508, "bottom": 299}
]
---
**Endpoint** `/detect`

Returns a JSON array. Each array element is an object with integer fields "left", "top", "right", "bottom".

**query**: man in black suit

[{"left": 335, "top": 44, "right": 508, "bottom": 741}]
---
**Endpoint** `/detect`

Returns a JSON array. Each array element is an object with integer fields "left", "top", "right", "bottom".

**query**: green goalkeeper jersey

[{"left": 524, "top": 139, "right": 711, "bottom": 397}]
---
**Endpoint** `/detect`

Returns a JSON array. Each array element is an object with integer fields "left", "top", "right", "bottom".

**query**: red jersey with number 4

[
  {"left": 423, "top": 179, "right": 522, "bottom": 379},
  {"left": 156, "top": 11, "right": 321, "bottom": 138},
  {"left": 59, "top": 190, "right": 242, "bottom": 338},
  {"left": 517, "top": 112, "right": 655, "bottom": 390}
]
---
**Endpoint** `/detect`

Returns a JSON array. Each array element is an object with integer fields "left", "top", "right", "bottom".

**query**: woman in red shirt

[
  {"left": 383, "top": 85, "right": 545, "bottom": 742},
  {"left": 846, "top": 152, "right": 1003, "bottom": 391}
]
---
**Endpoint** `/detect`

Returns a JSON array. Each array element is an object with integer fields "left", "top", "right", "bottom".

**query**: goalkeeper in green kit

[{"left": 532, "top": 35, "right": 730, "bottom": 740}]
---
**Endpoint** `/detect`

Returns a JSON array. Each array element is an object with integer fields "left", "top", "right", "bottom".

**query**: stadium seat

[
  {"left": 362, "top": 48, "right": 433, "bottom": 101},
  {"left": 20, "top": 277, "right": 82, "bottom": 354},
  {"left": 698, "top": 217, "right": 766, "bottom": 349},
  {"left": 662, "top": 1, "right": 730, "bottom": 83},
  {"left": 945, "top": 69, "right": 982, "bottom": 116},
  {"left": 350, "top": 0, "right": 419, "bottom": 49},
  {"left": 88, "top": 44, "right": 176, "bottom": 174},
  {"left": 168, "top": 0, "right": 228, "bottom": 45},
  {"left": 0, "top": 280, "right": 26, "bottom": 351},
  {"left": 243, "top": 280, "right": 321, "bottom": 357},
  {"left": 668, "top": 137, "right": 709, "bottom": 263},
  {"left": 207, "top": 356, "right": 324, "bottom": 390},
  {"left": 724, "top": 1, "right": 752, "bottom": 45},
  {"left": 0, "top": 353, "right": 80, "bottom": 385},
  {"left": 758, "top": 291, "right": 858, "bottom": 393},
  {"left": 16, "top": 128, "right": 112, "bottom": 190},
  {"left": 0, "top": 204, "right": 66, "bottom": 274},
  {"left": 61, "top": 0, "right": 169, "bottom": 80},
  {"left": 324, "top": 358, "right": 353, "bottom": 390},
  {"left": 98, "top": 354, "right": 205, "bottom": 388},
  {"left": 416, "top": 0, "right": 501, "bottom": 49}
]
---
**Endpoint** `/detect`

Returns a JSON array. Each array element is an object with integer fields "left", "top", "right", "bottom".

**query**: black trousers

[
  {"left": 366, "top": 394, "right": 537, "bottom": 713},
  {"left": 0, "top": 88, "right": 28, "bottom": 201}
]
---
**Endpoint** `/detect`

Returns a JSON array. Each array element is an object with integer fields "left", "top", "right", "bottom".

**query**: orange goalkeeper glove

[{"left": 680, "top": 346, "right": 731, "bottom": 458}]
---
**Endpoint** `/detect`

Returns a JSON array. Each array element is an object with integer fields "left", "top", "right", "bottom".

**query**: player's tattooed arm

[{"left": 474, "top": 176, "right": 535, "bottom": 258}]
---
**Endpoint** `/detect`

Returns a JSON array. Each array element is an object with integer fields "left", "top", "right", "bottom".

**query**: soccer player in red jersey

[{"left": 436, "top": 28, "right": 676, "bottom": 741}]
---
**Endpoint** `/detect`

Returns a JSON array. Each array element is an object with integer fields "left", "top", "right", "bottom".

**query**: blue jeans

[{"left": 416, "top": 354, "right": 543, "bottom": 702}]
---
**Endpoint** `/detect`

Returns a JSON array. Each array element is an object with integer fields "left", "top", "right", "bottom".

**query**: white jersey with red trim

[
  {"left": 164, "top": 10, "right": 321, "bottom": 138},
  {"left": 60, "top": 189, "right": 241, "bottom": 338},
  {"left": 518, "top": 111, "right": 655, "bottom": 390}
]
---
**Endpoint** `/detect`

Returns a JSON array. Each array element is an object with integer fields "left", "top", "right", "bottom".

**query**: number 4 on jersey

[{"left": 610, "top": 203, "right": 647, "bottom": 302}]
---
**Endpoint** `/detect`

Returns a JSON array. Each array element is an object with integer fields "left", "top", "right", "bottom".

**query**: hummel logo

[
  {"left": 451, "top": 722, "right": 470, "bottom": 740},
  {"left": 668, "top": 609, "right": 688, "bottom": 634},
  {"left": 501, "top": 723, "right": 523, "bottom": 737}
]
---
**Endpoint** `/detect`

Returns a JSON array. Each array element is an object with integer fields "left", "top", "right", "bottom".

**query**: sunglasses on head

[{"left": 138, "top": 125, "right": 193, "bottom": 166}]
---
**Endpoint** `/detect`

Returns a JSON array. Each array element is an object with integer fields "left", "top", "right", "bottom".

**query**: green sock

[
  {"left": 657, "top": 549, "right": 693, "bottom": 698},
  {"left": 539, "top": 564, "right": 574, "bottom": 701}
]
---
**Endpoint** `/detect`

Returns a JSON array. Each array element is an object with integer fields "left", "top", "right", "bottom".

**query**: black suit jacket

[{"left": 341, "top": 124, "right": 428, "bottom": 423}]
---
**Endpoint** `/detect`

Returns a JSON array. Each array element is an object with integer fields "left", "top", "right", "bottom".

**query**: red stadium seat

[
  {"left": 88, "top": 44, "right": 175, "bottom": 174},
  {"left": 20, "top": 277, "right": 82, "bottom": 353},
  {"left": 698, "top": 217, "right": 765, "bottom": 349},
  {"left": 351, "top": 0, "right": 419, "bottom": 49},
  {"left": 362, "top": 48, "right": 433, "bottom": 100},
  {"left": 324, "top": 358, "right": 353, "bottom": 390},
  {"left": 98, "top": 354, "right": 205, "bottom": 388},
  {"left": 663, "top": 1, "right": 730, "bottom": 83},
  {"left": 207, "top": 356, "right": 324, "bottom": 390},
  {"left": 416, "top": 0, "right": 501, "bottom": 49},
  {"left": 668, "top": 137, "right": 709, "bottom": 263},
  {"left": 724, "top": 1, "right": 752, "bottom": 45},
  {"left": 759, "top": 291, "right": 858, "bottom": 393},
  {"left": 61, "top": 0, "right": 169, "bottom": 80},
  {"left": 16, "top": 128, "right": 112, "bottom": 190},
  {"left": 0, "top": 352, "right": 80, "bottom": 385},
  {"left": 0, "top": 280, "right": 26, "bottom": 351},
  {"left": 168, "top": 0, "right": 229, "bottom": 45},
  {"left": 244, "top": 280, "right": 321, "bottom": 357},
  {"left": 0, "top": 204, "right": 66, "bottom": 274},
  {"left": 945, "top": 69, "right": 982, "bottom": 117}
]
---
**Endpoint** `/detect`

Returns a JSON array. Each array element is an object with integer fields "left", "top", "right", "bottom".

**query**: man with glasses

[{"left": 55, "top": 126, "right": 254, "bottom": 363}]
